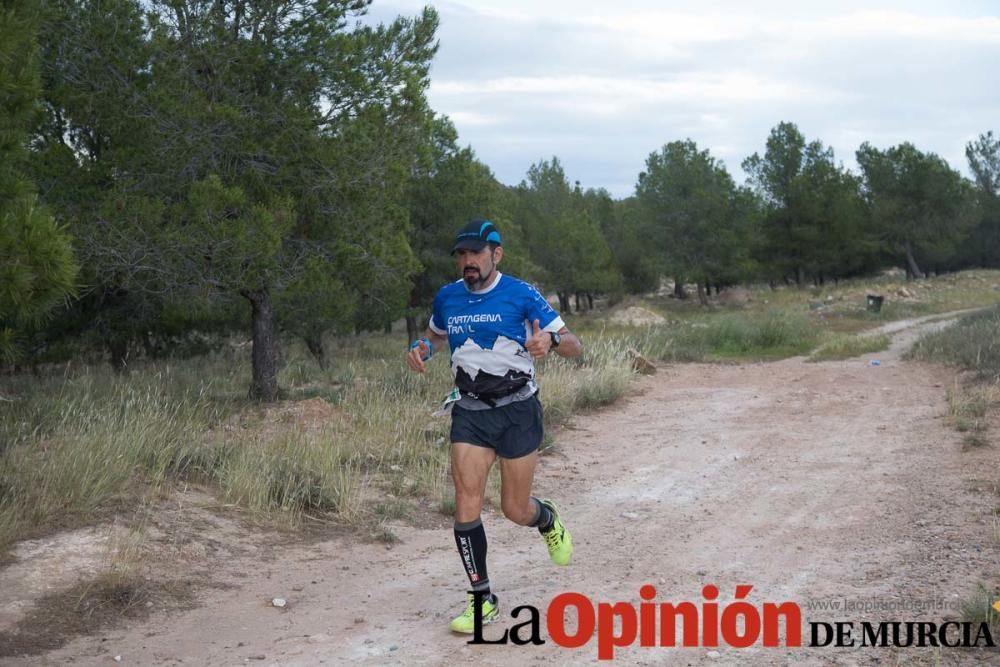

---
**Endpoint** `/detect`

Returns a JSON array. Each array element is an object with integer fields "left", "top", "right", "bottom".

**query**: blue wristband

[{"left": 409, "top": 337, "right": 432, "bottom": 361}]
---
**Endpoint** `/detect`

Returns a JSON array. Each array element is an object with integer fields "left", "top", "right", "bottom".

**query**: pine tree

[{"left": 0, "top": 0, "right": 77, "bottom": 362}]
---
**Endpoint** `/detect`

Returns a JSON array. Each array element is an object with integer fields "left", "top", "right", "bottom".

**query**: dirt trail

[
  {"left": 4, "top": 316, "right": 1000, "bottom": 666},
  {"left": 863, "top": 308, "right": 991, "bottom": 361}
]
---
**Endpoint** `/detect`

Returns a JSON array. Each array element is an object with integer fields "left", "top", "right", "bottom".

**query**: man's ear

[{"left": 493, "top": 246, "right": 504, "bottom": 264}]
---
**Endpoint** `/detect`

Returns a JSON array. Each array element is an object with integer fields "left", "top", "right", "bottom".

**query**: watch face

[{"left": 550, "top": 332, "right": 561, "bottom": 347}]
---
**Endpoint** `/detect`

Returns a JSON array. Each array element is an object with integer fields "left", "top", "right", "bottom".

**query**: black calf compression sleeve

[
  {"left": 530, "top": 496, "right": 554, "bottom": 533},
  {"left": 454, "top": 517, "right": 490, "bottom": 593}
]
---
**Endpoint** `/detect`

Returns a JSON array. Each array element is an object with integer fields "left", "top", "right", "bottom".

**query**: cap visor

[{"left": 451, "top": 239, "right": 488, "bottom": 254}]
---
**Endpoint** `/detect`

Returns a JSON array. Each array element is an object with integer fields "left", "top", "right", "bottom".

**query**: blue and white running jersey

[{"left": 428, "top": 272, "right": 565, "bottom": 400}]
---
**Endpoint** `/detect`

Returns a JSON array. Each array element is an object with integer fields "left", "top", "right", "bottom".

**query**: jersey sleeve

[
  {"left": 525, "top": 283, "right": 565, "bottom": 332},
  {"left": 428, "top": 288, "right": 446, "bottom": 335}
]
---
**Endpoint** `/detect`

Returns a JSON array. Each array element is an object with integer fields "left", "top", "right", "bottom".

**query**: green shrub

[
  {"left": 906, "top": 306, "right": 1000, "bottom": 379},
  {"left": 672, "top": 312, "right": 817, "bottom": 360}
]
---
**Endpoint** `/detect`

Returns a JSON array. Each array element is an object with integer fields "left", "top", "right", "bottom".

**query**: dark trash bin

[{"left": 866, "top": 294, "right": 884, "bottom": 313}]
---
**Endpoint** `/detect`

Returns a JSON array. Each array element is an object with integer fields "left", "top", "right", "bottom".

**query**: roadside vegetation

[
  {"left": 0, "top": 333, "right": 637, "bottom": 556},
  {"left": 808, "top": 334, "right": 891, "bottom": 362},
  {"left": 906, "top": 304, "right": 1000, "bottom": 379},
  {"left": 906, "top": 304, "right": 1000, "bottom": 451},
  {"left": 907, "top": 305, "right": 1000, "bottom": 629}
]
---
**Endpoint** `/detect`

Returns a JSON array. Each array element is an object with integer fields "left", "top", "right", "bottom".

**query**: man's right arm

[{"left": 406, "top": 329, "right": 447, "bottom": 374}]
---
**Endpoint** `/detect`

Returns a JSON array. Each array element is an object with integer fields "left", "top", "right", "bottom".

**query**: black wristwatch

[{"left": 549, "top": 331, "right": 561, "bottom": 349}]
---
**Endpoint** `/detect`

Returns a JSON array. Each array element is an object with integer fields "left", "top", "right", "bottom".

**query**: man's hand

[
  {"left": 524, "top": 319, "right": 552, "bottom": 359},
  {"left": 406, "top": 338, "right": 432, "bottom": 373}
]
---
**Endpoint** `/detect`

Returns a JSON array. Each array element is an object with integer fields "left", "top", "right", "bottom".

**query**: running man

[{"left": 405, "top": 219, "right": 583, "bottom": 633}]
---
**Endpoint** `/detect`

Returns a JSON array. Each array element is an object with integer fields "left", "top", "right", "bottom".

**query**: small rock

[
  {"left": 628, "top": 349, "right": 657, "bottom": 375},
  {"left": 272, "top": 598, "right": 287, "bottom": 608},
  {"left": 707, "top": 650, "right": 721, "bottom": 659},
  {"left": 113, "top": 657, "right": 122, "bottom": 663},
  {"left": 620, "top": 511, "right": 640, "bottom": 520},
  {"left": 389, "top": 645, "right": 399, "bottom": 652}
]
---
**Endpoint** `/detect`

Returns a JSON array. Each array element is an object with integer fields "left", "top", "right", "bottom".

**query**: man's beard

[{"left": 463, "top": 266, "right": 492, "bottom": 289}]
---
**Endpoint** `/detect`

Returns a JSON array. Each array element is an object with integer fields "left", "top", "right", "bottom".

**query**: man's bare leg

[
  {"left": 499, "top": 451, "right": 572, "bottom": 565},
  {"left": 449, "top": 442, "right": 499, "bottom": 631},
  {"left": 451, "top": 442, "right": 495, "bottom": 522},
  {"left": 498, "top": 451, "right": 540, "bottom": 525}
]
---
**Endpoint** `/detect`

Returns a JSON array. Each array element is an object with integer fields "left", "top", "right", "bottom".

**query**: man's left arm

[
  {"left": 525, "top": 318, "right": 582, "bottom": 359},
  {"left": 550, "top": 326, "right": 583, "bottom": 358}
]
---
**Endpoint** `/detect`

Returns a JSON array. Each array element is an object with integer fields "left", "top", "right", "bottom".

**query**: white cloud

[
  {"left": 817, "top": 11, "right": 1000, "bottom": 41},
  {"left": 447, "top": 111, "right": 502, "bottom": 127},
  {"left": 434, "top": 73, "right": 850, "bottom": 108},
  {"left": 367, "top": 1, "right": 1000, "bottom": 196}
]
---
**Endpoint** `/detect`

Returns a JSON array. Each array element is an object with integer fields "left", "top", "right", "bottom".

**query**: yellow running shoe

[
  {"left": 449, "top": 593, "right": 499, "bottom": 634},
  {"left": 540, "top": 499, "right": 572, "bottom": 565}
]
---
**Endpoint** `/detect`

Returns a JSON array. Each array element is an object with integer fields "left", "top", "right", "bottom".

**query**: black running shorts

[{"left": 450, "top": 394, "right": 544, "bottom": 459}]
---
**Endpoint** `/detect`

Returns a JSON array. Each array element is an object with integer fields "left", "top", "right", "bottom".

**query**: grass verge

[
  {"left": 0, "top": 331, "right": 637, "bottom": 554},
  {"left": 960, "top": 582, "right": 1000, "bottom": 638},
  {"left": 808, "top": 334, "right": 891, "bottom": 362},
  {"left": 907, "top": 305, "right": 1000, "bottom": 450},
  {"left": 905, "top": 305, "right": 1000, "bottom": 380},
  {"left": 608, "top": 310, "right": 819, "bottom": 363}
]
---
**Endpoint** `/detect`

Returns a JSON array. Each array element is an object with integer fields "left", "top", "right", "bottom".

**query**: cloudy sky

[{"left": 367, "top": 1, "right": 1000, "bottom": 197}]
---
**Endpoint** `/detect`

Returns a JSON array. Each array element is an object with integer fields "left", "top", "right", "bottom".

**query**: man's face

[{"left": 455, "top": 245, "right": 502, "bottom": 289}]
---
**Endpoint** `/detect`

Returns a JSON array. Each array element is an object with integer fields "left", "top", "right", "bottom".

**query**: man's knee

[
  {"left": 501, "top": 497, "right": 533, "bottom": 525},
  {"left": 454, "top": 487, "right": 484, "bottom": 519}
]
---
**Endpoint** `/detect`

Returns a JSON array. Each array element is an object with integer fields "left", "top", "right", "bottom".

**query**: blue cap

[{"left": 452, "top": 219, "right": 502, "bottom": 254}]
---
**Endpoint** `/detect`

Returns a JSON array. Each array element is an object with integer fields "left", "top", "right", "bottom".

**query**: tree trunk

[
  {"left": 141, "top": 331, "right": 155, "bottom": 359},
  {"left": 903, "top": 240, "right": 923, "bottom": 280},
  {"left": 383, "top": 321, "right": 392, "bottom": 334},
  {"left": 696, "top": 282, "right": 709, "bottom": 306},
  {"left": 557, "top": 291, "right": 570, "bottom": 313},
  {"left": 406, "top": 315, "right": 419, "bottom": 344},
  {"left": 109, "top": 337, "right": 129, "bottom": 374},
  {"left": 242, "top": 287, "right": 279, "bottom": 401},
  {"left": 586, "top": 292, "right": 594, "bottom": 310},
  {"left": 673, "top": 277, "right": 687, "bottom": 300},
  {"left": 305, "top": 334, "right": 327, "bottom": 371},
  {"left": 574, "top": 292, "right": 581, "bottom": 312}
]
